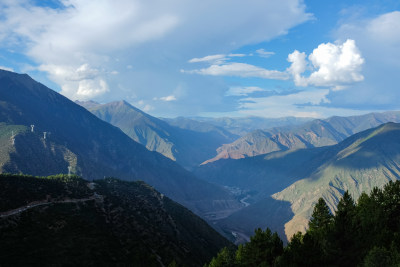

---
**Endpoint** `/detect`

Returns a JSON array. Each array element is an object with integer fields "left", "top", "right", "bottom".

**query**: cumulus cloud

[
  {"left": 287, "top": 50, "right": 308, "bottom": 86},
  {"left": 225, "top": 86, "right": 265, "bottom": 96},
  {"left": 76, "top": 79, "right": 109, "bottom": 98},
  {"left": 186, "top": 40, "right": 364, "bottom": 87},
  {"left": 287, "top": 39, "right": 365, "bottom": 87},
  {"left": 66, "top": 64, "right": 100, "bottom": 81},
  {"left": 38, "top": 63, "right": 109, "bottom": 100},
  {"left": 184, "top": 62, "right": 289, "bottom": 80}
]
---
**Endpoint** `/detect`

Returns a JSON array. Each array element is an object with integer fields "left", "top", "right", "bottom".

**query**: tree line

[{"left": 206, "top": 180, "right": 400, "bottom": 267}]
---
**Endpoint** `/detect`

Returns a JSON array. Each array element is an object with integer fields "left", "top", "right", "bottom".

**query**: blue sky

[{"left": 0, "top": 0, "right": 399, "bottom": 118}]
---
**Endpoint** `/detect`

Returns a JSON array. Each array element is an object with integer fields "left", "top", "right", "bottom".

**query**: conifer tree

[{"left": 309, "top": 197, "right": 333, "bottom": 233}]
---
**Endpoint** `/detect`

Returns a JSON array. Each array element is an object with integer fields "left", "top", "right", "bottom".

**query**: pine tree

[
  {"left": 235, "top": 228, "right": 283, "bottom": 266},
  {"left": 333, "top": 191, "right": 357, "bottom": 266},
  {"left": 305, "top": 197, "right": 334, "bottom": 266},
  {"left": 309, "top": 197, "right": 333, "bottom": 233}
]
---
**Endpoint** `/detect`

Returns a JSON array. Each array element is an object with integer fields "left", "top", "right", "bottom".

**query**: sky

[{"left": 0, "top": 0, "right": 399, "bottom": 118}]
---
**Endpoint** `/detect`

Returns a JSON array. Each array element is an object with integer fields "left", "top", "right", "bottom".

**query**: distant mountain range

[
  {"left": 196, "top": 122, "right": 400, "bottom": 241},
  {"left": 204, "top": 111, "right": 400, "bottom": 164},
  {"left": 77, "top": 100, "right": 238, "bottom": 169},
  {"left": 0, "top": 174, "right": 231, "bottom": 266},
  {"left": 164, "top": 116, "right": 313, "bottom": 136},
  {"left": 0, "top": 69, "right": 241, "bottom": 217}
]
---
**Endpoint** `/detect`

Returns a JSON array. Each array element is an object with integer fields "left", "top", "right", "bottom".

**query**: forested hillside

[
  {"left": 206, "top": 181, "right": 400, "bottom": 266},
  {"left": 0, "top": 174, "right": 231, "bottom": 266}
]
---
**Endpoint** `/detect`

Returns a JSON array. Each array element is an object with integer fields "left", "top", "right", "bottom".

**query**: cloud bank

[{"left": 0, "top": 0, "right": 311, "bottom": 110}]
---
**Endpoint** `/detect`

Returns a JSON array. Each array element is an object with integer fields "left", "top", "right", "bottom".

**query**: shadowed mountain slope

[
  {"left": 274, "top": 122, "right": 400, "bottom": 237},
  {"left": 0, "top": 70, "right": 241, "bottom": 216},
  {"left": 198, "top": 123, "right": 400, "bottom": 242},
  {"left": 79, "top": 100, "right": 237, "bottom": 169},
  {"left": 164, "top": 116, "right": 313, "bottom": 137}
]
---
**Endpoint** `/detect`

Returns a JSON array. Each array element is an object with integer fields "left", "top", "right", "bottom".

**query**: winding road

[{"left": 0, "top": 194, "right": 102, "bottom": 218}]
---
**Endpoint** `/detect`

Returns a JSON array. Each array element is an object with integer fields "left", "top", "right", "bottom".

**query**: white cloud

[
  {"left": 237, "top": 89, "right": 372, "bottom": 118},
  {"left": 330, "top": 11, "right": 400, "bottom": 110},
  {"left": 0, "top": 0, "right": 311, "bottom": 115},
  {"left": 159, "top": 95, "right": 177, "bottom": 101},
  {"left": 225, "top": 86, "right": 265, "bottom": 96},
  {"left": 184, "top": 62, "right": 289, "bottom": 80},
  {"left": 287, "top": 39, "right": 365, "bottom": 87},
  {"left": 228, "top": 53, "right": 246, "bottom": 57},
  {"left": 189, "top": 54, "right": 227, "bottom": 64},
  {"left": 287, "top": 50, "right": 308, "bottom": 86},
  {"left": 142, "top": 104, "right": 154, "bottom": 112},
  {"left": 76, "top": 79, "right": 109, "bottom": 98},
  {"left": 186, "top": 40, "right": 364, "bottom": 87},
  {"left": 38, "top": 63, "right": 109, "bottom": 100},
  {"left": 366, "top": 11, "right": 400, "bottom": 45},
  {"left": 256, "top": 49, "right": 275, "bottom": 58},
  {"left": 0, "top": 65, "right": 14, "bottom": 72},
  {"left": 135, "top": 100, "right": 154, "bottom": 112},
  {"left": 188, "top": 53, "right": 246, "bottom": 64},
  {"left": 66, "top": 64, "right": 100, "bottom": 81}
]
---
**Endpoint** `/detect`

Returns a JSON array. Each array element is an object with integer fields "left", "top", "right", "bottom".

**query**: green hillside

[
  {"left": 0, "top": 174, "right": 231, "bottom": 266},
  {"left": 206, "top": 182, "right": 400, "bottom": 266}
]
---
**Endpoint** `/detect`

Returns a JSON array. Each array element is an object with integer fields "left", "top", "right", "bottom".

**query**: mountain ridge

[
  {"left": 79, "top": 100, "right": 238, "bottom": 169},
  {"left": 0, "top": 69, "right": 242, "bottom": 217},
  {"left": 204, "top": 111, "right": 400, "bottom": 164},
  {"left": 196, "top": 122, "right": 400, "bottom": 242}
]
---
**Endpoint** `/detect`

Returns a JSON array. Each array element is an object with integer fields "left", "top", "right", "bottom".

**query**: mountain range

[
  {"left": 163, "top": 116, "right": 313, "bottom": 137},
  {"left": 0, "top": 69, "right": 241, "bottom": 218},
  {"left": 2, "top": 69, "right": 400, "bottom": 250},
  {"left": 196, "top": 122, "right": 400, "bottom": 241},
  {"left": 77, "top": 100, "right": 238, "bottom": 169},
  {"left": 203, "top": 111, "right": 400, "bottom": 164}
]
